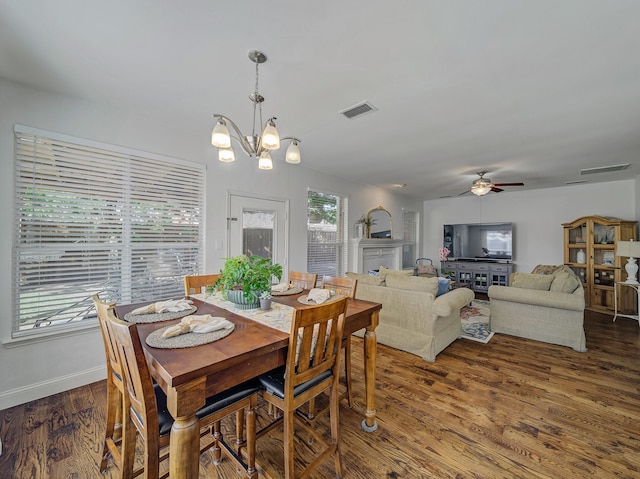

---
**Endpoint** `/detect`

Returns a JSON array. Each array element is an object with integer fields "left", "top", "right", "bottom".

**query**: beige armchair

[{"left": 488, "top": 265, "right": 586, "bottom": 352}]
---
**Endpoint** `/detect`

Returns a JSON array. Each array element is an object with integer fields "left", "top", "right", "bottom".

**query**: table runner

[{"left": 192, "top": 292, "right": 294, "bottom": 333}]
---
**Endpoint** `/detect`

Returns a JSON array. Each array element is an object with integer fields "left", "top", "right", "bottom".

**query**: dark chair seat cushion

[
  {"left": 258, "top": 366, "right": 332, "bottom": 400},
  {"left": 154, "top": 379, "right": 260, "bottom": 437}
]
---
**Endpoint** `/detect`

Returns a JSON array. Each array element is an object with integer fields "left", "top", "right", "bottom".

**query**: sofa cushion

[
  {"left": 385, "top": 274, "right": 439, "bottom": 296},
  {"left": 346, "top": 271, "right": 386, "bottom": 286},
  {"left": 550, "top": 271, "right": 580, "bottom": 294},
  {"left": 379, "top": 266, "right": 413, "bottom": 277},
  {"left": 511, "top": 272, "right": 554, "bottom": 291}
]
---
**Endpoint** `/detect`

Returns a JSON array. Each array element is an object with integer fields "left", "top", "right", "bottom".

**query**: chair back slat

[
  {"left": 288, "top": 271, "right": 318, "bottom": 289},
  {"left": 184, "top": 274, "right": 219, "bottom": 296},
  {"left": 321, "top": 276, "right": 357, "bottom": 298},
  {"left": 287, "top": 298, "right": 347, "bottom": 389}
]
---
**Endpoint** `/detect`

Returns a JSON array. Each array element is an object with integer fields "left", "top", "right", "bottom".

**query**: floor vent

[
  {"left": 340, "top": 101, "right": 377, "bottom": 119},
  {"left": 580, "top": 164, "right": 629, "bottom": 175}
]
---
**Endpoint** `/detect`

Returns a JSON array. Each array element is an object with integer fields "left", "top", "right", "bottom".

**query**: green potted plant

[
  {"left": 259, "top": 290, "right": 272, "bottom": 310},
  {"left": 215, "top": 254, "right": 283, "bottom": 309},
  {"left": 358, "top": 214, "right": 377, "bottom": 238}
]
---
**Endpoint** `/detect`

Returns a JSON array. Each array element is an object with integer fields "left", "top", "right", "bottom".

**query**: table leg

[
  {"left": 361, "top": 310, "right": 378, "bottom": 433},
  {"left": 167, "top": 379, "right": 206, "bottom": 479},
  {"left": 170, "top": 415, "right": 200, "bottom": 478}
]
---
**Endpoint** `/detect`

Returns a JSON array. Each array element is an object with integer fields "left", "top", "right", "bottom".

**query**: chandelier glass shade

[{"left": 211, "top": 50, "right": 301, "bottom": 169}]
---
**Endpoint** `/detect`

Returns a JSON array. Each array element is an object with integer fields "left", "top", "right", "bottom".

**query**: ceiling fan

[{"left": 460, "top": 171, "right": 524, "bottom": 196}]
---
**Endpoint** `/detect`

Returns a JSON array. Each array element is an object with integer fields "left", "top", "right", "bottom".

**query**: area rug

[{"left": 460, "top": 299, "right": 494, "bottom": 344}]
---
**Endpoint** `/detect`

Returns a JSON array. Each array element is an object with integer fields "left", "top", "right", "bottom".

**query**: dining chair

[
  {"left": 256, "top": 297, "right": 348, "bottom": 479},
  {"left": 288, "top": 271, "right": 318, "bottom": 289},
  {"left": 184, "top": 273, "right": 219, "bottom": 296},
  {"left": 92, "top": 294, "right": 124, "bottom": 473},
  {"left": 307, "top": 275, "right": 358, "bottom": 418},
  {"left": 105, "top": 307, "right": 259, "bottom": 479}
]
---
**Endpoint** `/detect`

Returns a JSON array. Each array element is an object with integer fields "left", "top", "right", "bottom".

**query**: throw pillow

[
  {"left": 510, "top": 272, "right": 554, "bottom": 291},
  {"left": 530, "top": 264, "right": 560, "bottom": 275},
  {"left": 379, "top": 266, "right": 413, "bottom": 277},
  {"left": 385, "top": 274, "right": 439, "bottom": 296},
  {"left": 436, "top": 278, "right": 450, "bottom": 297},
  {"left": 550, "top": 271, "right": 580, "bottom": 294},
  {"left": 346, "top": 272, "right": 386, "bottom": 286},
  {"left": 416, "top": 263, "right": 436, "bottom": 276},
  {"left": 552, "top": 265, "right": 577, "bottom": 278}
]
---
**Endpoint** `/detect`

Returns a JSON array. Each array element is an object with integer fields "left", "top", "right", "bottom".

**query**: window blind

[
  {"left": 13, "top": 125, "right": 205, "bottom": 337},
  {"left": 402, "top": 210, "right": 418, "bottom": 268},
  {"left": 307, "top": 190, "right": 348, "bottom": 280}
]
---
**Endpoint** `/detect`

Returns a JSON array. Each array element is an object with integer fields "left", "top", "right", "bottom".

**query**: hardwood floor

[{"left": 1, "top": 309, "right": 639, "bottom": 478}]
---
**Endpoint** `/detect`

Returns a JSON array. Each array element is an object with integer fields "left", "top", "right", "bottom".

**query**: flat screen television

[{"left": 443, "top": 222, "right": 513, "bottom": 261}]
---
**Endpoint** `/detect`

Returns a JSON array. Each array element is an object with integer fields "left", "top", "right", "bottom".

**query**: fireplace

[{"left": 350, "top": 238, "right": 406, "bottom": 273}]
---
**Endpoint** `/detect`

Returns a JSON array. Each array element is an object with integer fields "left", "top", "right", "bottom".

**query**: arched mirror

[{"left": 368, "top": 206, "right": 392, "bottom": 238}]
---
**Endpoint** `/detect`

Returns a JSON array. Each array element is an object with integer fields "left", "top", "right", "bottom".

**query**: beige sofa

[
  {"left": 488, "top": 265, "right": 586, "bottom": 352},
  {"left": 347, "top": 270, "right": 474, "bottom": 361}
]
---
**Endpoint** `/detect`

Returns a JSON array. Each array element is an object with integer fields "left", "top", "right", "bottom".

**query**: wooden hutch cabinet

[{"left": 562, "top": 216, "right": 638, "bottom": 315}]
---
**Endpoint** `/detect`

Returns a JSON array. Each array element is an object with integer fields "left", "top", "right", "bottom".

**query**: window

[
  {"left": 13, "top": 125, "right": 205, "bottom": 337},
  {"left": 402, "top": 210, "right": 418, "bottom": 269},
  {"left": 306, "top": 190, "right": 348, "bottom": 280}
]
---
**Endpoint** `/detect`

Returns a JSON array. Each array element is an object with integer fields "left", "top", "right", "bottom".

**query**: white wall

[
  {"left": 424, "top": 181, "right": 638, "bottom": 274},
  {"left": 0, "top": 78, "right": 420, "bottom": 409}
]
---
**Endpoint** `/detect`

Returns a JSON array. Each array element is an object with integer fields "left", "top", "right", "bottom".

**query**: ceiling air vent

[
  {"left": 580, "top": 164, "right": 629, "bottom": 175},
  {"left": 565, "top": 180, "right": 588, "bottom": 185},
  {"left": 340, "top": 101, "right": 377, "bottom": 119}
]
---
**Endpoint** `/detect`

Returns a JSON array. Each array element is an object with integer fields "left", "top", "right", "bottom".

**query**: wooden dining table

[{"left": 116, "top": 292, "right": 381, "bottom": 479}]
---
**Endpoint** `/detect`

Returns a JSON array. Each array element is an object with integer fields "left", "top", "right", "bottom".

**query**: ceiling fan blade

[
  {"left": 490, "top": 187, "right": 504, "bottom": 193},
  {"left": 493, "top": 182, "right": 524, "bottom": 186},
  {"left": 458, "top": 189, "right": 472, "bottom": 196}
]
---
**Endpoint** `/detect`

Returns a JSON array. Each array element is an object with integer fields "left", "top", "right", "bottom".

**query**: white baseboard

[{"left": 0, "top": 366, "right": 106, "bottom": 411}]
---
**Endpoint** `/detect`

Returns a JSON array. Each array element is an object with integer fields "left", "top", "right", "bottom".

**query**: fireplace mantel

[{"left": 350, "top": 239, "right": 406, "bottom": 273}]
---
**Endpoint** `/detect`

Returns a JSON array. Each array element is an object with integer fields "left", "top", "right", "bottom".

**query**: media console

[{"left": 445, "top": 260, "right": 514, "bottom": 293}]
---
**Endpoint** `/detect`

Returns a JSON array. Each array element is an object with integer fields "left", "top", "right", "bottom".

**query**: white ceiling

[{"left": 2, "top": 0, "right": 639, "bottom": 200}]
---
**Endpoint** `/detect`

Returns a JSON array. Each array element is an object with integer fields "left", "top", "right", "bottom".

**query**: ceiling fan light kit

[
  {"left": 463, "top": 171, "right": 524, "bottom": 197},
  {"left": 211, "top": 50, "right": 301, "bottom": 170}
]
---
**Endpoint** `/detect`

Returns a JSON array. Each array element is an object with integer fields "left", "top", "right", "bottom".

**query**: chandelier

[{"left": 211, "top": 50, "right": 301, "bottom": 170}]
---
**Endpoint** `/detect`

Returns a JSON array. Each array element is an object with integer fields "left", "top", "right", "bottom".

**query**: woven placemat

[
  {"left": 271, "top": 286, "right": 303, "bottom": 296},
  {"left": 124, "top": 306, "right": 197, "bottom": 324},
  {"left": 145, "top": 323, "right": 235, "bottom": 349},
  {"left": 297, "top": 293, "right": 343, "bottom": 306}
]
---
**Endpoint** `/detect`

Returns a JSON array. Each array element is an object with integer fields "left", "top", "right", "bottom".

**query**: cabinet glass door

[
  {"left": 567, "top": 222, "right": 587, "bottom": 245},
  {"left": 457, "top": 271, "right": 472, "bottom": 288},
  {"left": 591, "top": 219, "right": 616, "bottom": 311},
  {"left": 474, "top": 272, "right": 488, "bottom": 291},
  {"left": 491, "top": 272, "right": 508, "bottom": 287}
]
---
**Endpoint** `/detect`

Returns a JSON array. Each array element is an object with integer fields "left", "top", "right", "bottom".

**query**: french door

[{"left": 228, "top": 193, "right": 288, "bottom": 272}]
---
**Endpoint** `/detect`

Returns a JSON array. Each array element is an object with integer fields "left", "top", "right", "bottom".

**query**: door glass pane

[{"left": 242, "top": 209, "right": 274, "bottom": 260}]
